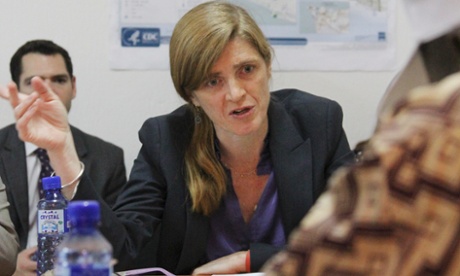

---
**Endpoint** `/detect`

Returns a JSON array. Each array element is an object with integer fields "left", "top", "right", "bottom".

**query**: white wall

[{"left": 0, "top": 0, "right": 416, "bottom": 174}]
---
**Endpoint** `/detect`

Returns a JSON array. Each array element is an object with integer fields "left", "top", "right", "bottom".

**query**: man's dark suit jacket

[
  {"left": 74, "top": 89, "right": 355, "bottom": 274},
  {"left": 0, "top": 124, "right": 127, "bottom": 249}
]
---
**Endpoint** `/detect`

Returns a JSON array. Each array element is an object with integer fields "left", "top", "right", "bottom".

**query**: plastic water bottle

[
  {"left": 54, "top": 200, "right": 113, "bottom": 276},
  {"left": 37, "top": 176, "right": 69, "bottom": 275}
]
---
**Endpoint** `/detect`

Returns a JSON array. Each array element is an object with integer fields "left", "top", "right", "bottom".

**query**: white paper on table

[{"left": 212, "top": 273, "right": 265, "bottom": 276}]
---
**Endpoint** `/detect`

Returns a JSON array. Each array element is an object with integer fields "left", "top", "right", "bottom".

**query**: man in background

[{"left": 0, "top": 40, "right": 127, "bottom": 275}]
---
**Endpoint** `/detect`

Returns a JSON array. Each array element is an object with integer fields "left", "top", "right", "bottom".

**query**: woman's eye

[
  {"left": 242, "top": 65, "right": 254, "bottom": 74},
  {"left": 207, "top": 78, "right": 219, "bottom": 87}
]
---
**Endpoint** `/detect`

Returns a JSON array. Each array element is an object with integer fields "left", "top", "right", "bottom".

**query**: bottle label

[{"left": 37, "top": 209, "right": 68, "bottom": 234}]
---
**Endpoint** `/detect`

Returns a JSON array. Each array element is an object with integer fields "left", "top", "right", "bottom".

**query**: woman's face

[{"left": 191, "top": 37, "right": 271, "bottom": 140}]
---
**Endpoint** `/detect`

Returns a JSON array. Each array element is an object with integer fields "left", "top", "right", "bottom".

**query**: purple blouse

[{"left": 205, "top": 139, "right": 286, "bottom": 262}]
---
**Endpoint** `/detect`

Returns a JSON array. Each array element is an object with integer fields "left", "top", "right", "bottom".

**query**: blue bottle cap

[
  {"left": 42, "top": 176, "right": 62, "bottom": 190},
  {"left": 68, "top": 200, "right": 100, "bottom": 226}
]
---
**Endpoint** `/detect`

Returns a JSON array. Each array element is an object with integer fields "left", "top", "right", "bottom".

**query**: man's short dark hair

[{"left": 10, "top": 40, "right": 73, "bottom": 87}]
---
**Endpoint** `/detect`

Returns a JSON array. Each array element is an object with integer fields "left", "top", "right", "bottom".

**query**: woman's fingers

[
  {"left": 31, "top": 76, "right": 58, "bottom": 102},
  {"left": 0, "top": 82, "right": 21, "bottom": 108},
  {"left": 0, "top": 85, "right": 9, "bottom": 100},
  {"left": 13, "top": 92, "right": 39, "bottom": 121},
  {"left": 7, "top": 82, "right": 20, "bottom": 107},
  {"left": 0, "top": 82, "right": 34, "bottom": 110}
]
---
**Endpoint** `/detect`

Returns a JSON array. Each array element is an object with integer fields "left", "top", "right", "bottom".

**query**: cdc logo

[{"left": 122, "top": 28, "right": 160, "bottom": 47}]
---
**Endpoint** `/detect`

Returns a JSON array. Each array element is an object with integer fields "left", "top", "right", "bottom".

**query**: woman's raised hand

[
  {"left": 1, "top": 77, "right": 81, "bottom": 198},
  {"left": 0, "top": 76, "right": 70, "bottom": 151}
]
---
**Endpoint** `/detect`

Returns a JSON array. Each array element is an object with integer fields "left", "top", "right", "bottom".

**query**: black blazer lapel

[
  {"left": 268, "top": 101, "right": 314, "bottom": 236},
  {"left": 0, "top": 127, "right": 30, "bottom": 248},
  {"left": 70, "top": 126, "right": 88, "bottom": 160}
]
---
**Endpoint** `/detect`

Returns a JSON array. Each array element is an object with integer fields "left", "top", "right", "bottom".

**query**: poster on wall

[{"left": 109, "top": 0, "right": 396, "bottom": 71}]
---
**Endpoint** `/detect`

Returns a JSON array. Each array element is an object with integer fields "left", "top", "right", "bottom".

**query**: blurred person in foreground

[
  {"left": 263, "top": 0, "right": 460, "bottom": 274},
  {"left": 0, "top": 2, "right": 354, "bottom": 274},
  {"left": 0, "top": 176, "right": 19, "bottom": 276},
  {"left": 0, "top": 40, "right": 127, "bottom": 275}
]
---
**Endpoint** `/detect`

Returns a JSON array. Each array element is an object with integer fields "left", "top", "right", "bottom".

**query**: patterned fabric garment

[{"left": 263, "top": 72, "right": 460, "bottom": 276}]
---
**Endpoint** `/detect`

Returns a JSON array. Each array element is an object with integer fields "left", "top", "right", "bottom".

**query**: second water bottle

[{"left": 54, "top": 200, "right": 113, "bottom": 275}]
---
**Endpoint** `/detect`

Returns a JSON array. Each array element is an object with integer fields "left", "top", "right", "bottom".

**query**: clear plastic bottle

[
  {"left": 54, "top": 200, "right": 113, "bottom": 276},
  {"left": 36, "top": 176, "right": 69, "bottom": 275}
]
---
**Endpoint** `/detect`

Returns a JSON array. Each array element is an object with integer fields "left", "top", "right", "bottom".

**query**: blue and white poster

[{"left": 109, "top": 0, "right": 396, "bottom": 71}]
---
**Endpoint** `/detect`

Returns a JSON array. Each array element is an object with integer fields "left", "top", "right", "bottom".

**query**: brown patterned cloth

[{"left": 263, "top": 72, "right": 460, "bottom": 276}]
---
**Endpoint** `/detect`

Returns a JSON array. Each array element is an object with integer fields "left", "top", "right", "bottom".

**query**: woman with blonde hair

[{"left": 0, "top": 1, "right": 354, "bottom": 274}]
